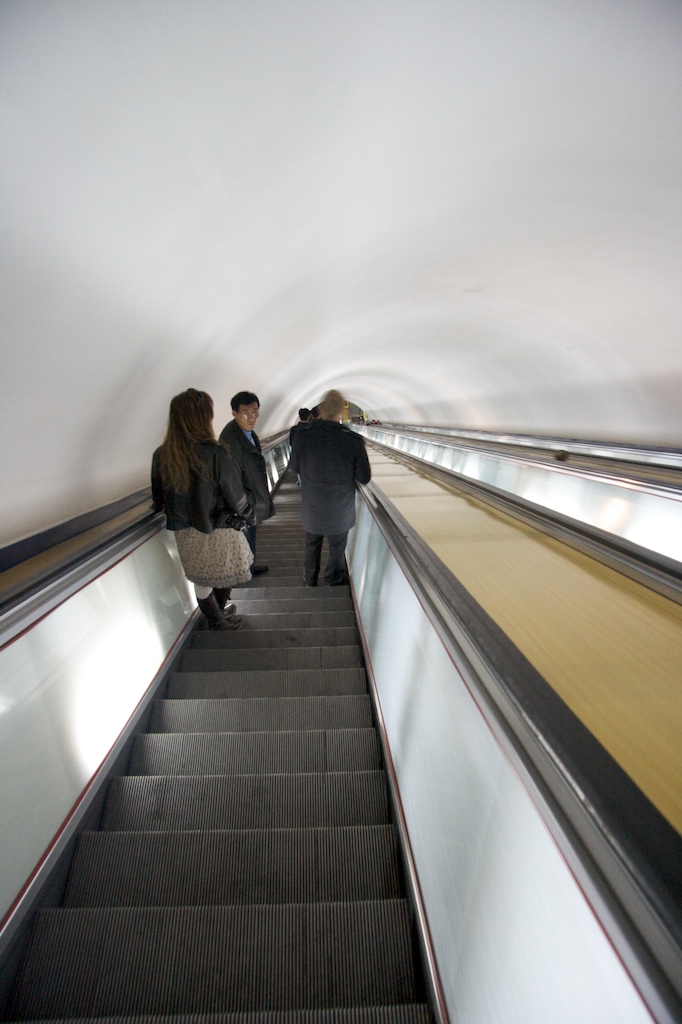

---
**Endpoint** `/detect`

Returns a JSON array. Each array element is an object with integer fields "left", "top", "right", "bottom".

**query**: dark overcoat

[
  {"left": 290, "top": 420, "right": 371, "bottom": 535},
  {"left": 218, "top": 418, "right": 275, "bottom": 524}
]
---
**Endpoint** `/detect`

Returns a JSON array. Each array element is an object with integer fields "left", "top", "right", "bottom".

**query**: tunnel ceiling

[{"left": 1, "top": 0, "right": 681, "bottom": 544}]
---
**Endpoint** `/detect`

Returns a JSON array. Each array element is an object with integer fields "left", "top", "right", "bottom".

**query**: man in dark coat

[
  {"left": 290, "top": 389, "right": 371, "bottom": 586},
  {"left": 219, "top": 390, "right": 275, "bottom": 575},
  {"left": 289, "top": 407, "right": 312, "bottom": 451}
]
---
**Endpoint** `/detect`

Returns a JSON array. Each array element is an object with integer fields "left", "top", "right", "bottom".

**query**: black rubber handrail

[
  {"left": 0, "top": 488, "right": 154, "bottom": 575},
  {"left": 358, "top": 477, "right": 682, "bottom": 1024}
]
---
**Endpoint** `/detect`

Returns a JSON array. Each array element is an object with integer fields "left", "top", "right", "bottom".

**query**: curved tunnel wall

[{"left": 1, "top": 0, "right": 681, "bottom": 548}]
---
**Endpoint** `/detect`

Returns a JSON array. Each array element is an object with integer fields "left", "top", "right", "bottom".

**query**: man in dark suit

[
  {"left": 219, "top": 391, "right": 274, "bottom": 575},
  {"left": 290, "top": 389, "right": 371, "bottom": 586}
]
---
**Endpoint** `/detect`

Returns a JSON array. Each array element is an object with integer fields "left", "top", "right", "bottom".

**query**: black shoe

[
  {"left": 325, "top": 573, "right": 349, "bottom": 587},
  {"left": 197, "top": 595, "right": 244, "bottom": 630},
  {"left": 303, "top": 574, "right": 318, "bottom": 587},
  {"left": 251, "top": 564, "right": 269, "bottom": 575},
  {"left": 213, "top": 588, "right": 236, "bottom": 618},
  {"left": 220, "top": 614, "right": 244, "bottom": 630}
]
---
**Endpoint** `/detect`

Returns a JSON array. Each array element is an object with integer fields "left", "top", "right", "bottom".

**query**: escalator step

[
  {"left": 237, "top": 576, "right": 309, "bottom": 587},
  {"left": 66, "top": 825, "right": 401, "bottom": 906},
  {"left": 12, "top": 901, "right": 417, "bottom": 1018},
  {"left": 192, "top": 627, "right": 359, "bottom": 650},
  {"left": 234, "top": 596, "right": 353, "bottom": 614},
  {"left": 230, "top": 587, "right": 350, "bottom": 601},
  {"left": 150, "top": 696, "right": 372, "bottom": 732},
  {"left": 102, "top": 772, "right": 389, "bottom": 831},
  {"left": 129, "top": 729, "right": 380, "bottom": 775},
  {"left": 167, "top": 668, "right": 367, "bottom": 699},
  {"left": 242, "top": 566, "right": 308, "bottom": 577},
  {"left": 180, "top": 646, "right": 361, "bottom": 672},
  {"left": 237, "top": 612, "right": 357, "bottom": 630},
  {"left": 4, "top": 1005, "right": 432, "bottom": 1024}
]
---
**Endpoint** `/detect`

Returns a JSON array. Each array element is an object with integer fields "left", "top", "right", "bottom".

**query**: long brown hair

[{"left": 159, "top": 389, "right": 215, "bottom": 492}]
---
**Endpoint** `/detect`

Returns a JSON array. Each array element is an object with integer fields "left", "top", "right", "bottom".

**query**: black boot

[
  {"left": 213, "top": 587, "right": 237, "bottom": 618},
  {"left": 197, "top": 593, "right": 243, "bottom": 630}
]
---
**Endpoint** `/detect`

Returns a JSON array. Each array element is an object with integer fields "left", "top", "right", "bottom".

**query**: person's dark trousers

[
  {"left": 305, "top": 531, "right": 348, "bottom": 586},
  {"left": 244, "top": 525, "right": 257, "bottom": 557},
  {"left": 244, "top": 523, "right": 269, "bottom": 575}
]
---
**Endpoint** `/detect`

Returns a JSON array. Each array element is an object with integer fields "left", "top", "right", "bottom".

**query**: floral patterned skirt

[{"left": 174, "top": 526, "right": 253, "bottom": 588}]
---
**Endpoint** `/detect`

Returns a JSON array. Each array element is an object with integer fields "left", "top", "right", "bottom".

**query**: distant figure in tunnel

[
  {"left": 152, "top": 389, "right": 254, "bottom": 630},
  {"left": 289, "top": 407, "right": 312, "bottom": 451},
  {"left": 290, "top": 389, "right": 371, "bottom": 586},
  {"left": 219, "top": 391, "right": 275, "bottom": 575}
]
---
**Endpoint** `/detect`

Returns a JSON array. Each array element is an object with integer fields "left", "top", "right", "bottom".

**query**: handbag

[{"left": 211, "top": 453, "right": 249, "bottom": 532}]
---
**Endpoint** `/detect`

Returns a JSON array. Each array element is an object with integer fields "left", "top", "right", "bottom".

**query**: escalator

[{"left": 7, "top": 471, "right": 432, "bottom": 1022}]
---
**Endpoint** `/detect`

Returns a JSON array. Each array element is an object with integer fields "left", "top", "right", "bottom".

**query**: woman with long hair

[{"left": 152, "top": 388, "right": 255, "bottom": 630}]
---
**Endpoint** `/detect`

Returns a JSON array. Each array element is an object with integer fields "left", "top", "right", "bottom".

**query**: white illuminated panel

[
  {"left": 0, "top": 531, "right": 193, "bottom": 926},
  {"left": 348, "top": 503, "right": 653, "bottom": 1024}
]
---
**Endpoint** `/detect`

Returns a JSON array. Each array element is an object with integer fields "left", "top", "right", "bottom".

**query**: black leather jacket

[
  {"left": 218, "top": 419, "right": 275, "bottom": 525},
  {"left": 151, "top": 442, "right": 254, "bottom": 534}
]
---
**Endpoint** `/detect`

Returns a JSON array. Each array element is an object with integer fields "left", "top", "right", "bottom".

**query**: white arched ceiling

[{"left": 1, "top": 0, "right": 681, "bottom": 545}]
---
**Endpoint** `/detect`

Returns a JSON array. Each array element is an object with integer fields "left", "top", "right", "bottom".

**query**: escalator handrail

[
  {"left": 0, "top": 508, "right": 165, "bottom": 652},
  {"left": 374, "top": 423, "right": 682, "bottom": 471},
  {"left": 363, "top": 437, "right": 682, "bottom": 606},
  {"left": 0, "top": 434, "right": 290, "bottom": 645}
]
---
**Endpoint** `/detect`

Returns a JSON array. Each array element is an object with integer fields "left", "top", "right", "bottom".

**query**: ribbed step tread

[
  {"left": 237, "top": 612, "right": 357, "bottom": 630},
  {"left": 11, "top": 901, "right": 416, "bottom": 1018},
  {"left": 246, "top": 557, "right": 305, "bottom": 565},
  {"left": 192, "top": 627, "right": 358, "bottom": 650},
  {"left": 66, "top": 826, "right": 400, "bottom": 906},
  {"left": 180, "top": 647, "right": 362, "bottom": 672},
  {"left": 167, "top": 668, "right": 367, "bottom": 700},
  {"left": 102, "top": 772, "right": 389, "bottom": 830},
  {"left": 231, "top": 587, "right": 350, "bottom": 601},
  {"left": 238, "top": 576, "right": 309, "bottom": 588},
  {"left": 7, "top": 1004, "right": 431, "bottom": 1024},
  {"left": 251, "top": 549, "right": 305, "bottom": 557},
  {"left": 150, "top": 696, "right": 372, "bottom": 733},
  {"left": 129, "top": 729, "right": 380, "bottom": 775},
  {"left": 232, "top": 596, "right": 354, "bottom": 614},
  {"left": 247, "top": 566, "right": 308, "bottom": 577}
]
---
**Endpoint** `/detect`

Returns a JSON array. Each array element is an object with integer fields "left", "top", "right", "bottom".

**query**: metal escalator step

[
  {"left": 238, "top": 576, "right": 308, "bottom": 588},
  {"left": 238, "top": 612, "right": 357, "bottom": 630},
  {"left": 66, "top": 825, "right": 400, "bottom": 906},
  {"left": 167, "top": 668, "right": 367, "bottom": 699},
  {"left": 254, "top": 544, "right": 306, "bottom": 550},
  {"left": 245, "top": 566, "right": 307, "bottom": 577},
  {"left": 232, "top": 596, "right": 354, "bottom": 614},
  {"left": 180, "top": 647, "right": 362, "bottom": 672},
  {"left": 12, "top": 901, "right": 416, "bottom": 1018},
  {"left": 129, "top": 729, "right": 380, "bottom": 775},
  {"left": 230, "top": 587, "right": 349, "bottom": 601},
  {"left": 102, "top": 772, "right": 389, "bottom": 831},
  {"left": 192, "top": 627, "right": 358, "bottom": 650},
  {"left": 0, "top": 1005, "right": 432, "bottom": 1024},
  {"left": 251, "top": 549, "right": 305, "bottom": 557},
  {"left": 150, "top": 696, "right": 372, "bottom": 732},
  {"left": 258, "top": 523, "right": 306, "bottom": 532}
]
